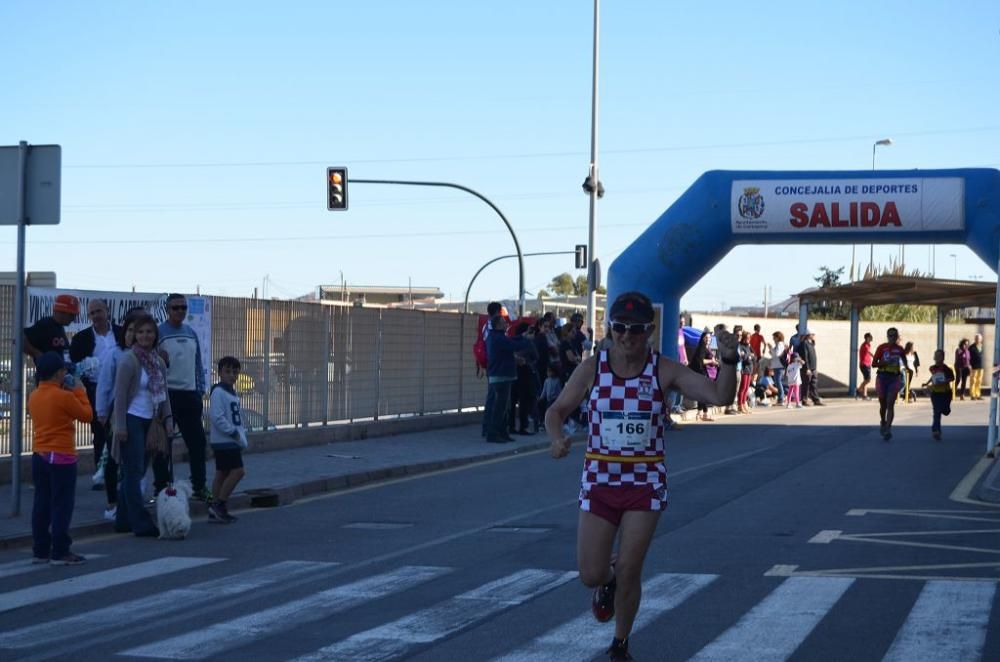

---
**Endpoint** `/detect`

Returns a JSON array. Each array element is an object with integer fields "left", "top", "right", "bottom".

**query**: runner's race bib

[
  {"left": 932, "top": 372, "right": 947, "bottom": 384},
  {"left": 601, "top": 411, "right": 652, "bottom": 451}
]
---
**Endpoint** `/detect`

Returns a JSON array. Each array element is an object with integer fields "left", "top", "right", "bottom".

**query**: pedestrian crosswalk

[{"left": 0, "top": 553, "right": 997, "bottom": 661}]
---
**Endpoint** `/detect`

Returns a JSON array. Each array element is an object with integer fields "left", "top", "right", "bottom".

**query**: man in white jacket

[{"left": 207, "top": 356, "right": 247, "bottom": 524}]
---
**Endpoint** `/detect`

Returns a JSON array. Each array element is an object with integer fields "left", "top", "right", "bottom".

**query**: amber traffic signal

[{"left": 327, "top": 167, "right": 348, "bottom": 210}]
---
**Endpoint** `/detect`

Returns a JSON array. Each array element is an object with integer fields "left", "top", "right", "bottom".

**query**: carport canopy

[
  {"left": 795, "top": 274, "right": 997, "bottom": 398},
  {"left": 798, "top": 274, "right": 997, "bottom": 310}
]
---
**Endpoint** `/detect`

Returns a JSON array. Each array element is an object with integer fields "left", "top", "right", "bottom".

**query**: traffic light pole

[
  {"left": 352, "top": 179, "right": 526, "bottom": 317},
  {"left": 463, "top": 251, "right": 574, "bottom": 314}
]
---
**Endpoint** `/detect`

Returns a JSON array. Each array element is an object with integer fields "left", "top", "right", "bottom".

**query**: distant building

[
  {"left": 0, "top": 272, "right": 57, "bottom": 287},
  {"left": 719, "top": 295, "right": 799, "bottom": 318},
  {"left": 315, "top": 284, "right": 444, "bottom": 307}
]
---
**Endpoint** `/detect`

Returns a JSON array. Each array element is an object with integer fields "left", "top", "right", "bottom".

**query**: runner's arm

[
  {"left": 659, "top": 327, "right": 738, "bottom": 405},
  {"left": 545, "top": 356, "right": 597, "bottom": 459}
]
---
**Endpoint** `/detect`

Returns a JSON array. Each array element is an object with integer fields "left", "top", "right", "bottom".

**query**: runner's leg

[
  {"left": 612, "top": 510, "right": 661, "bottom": 640},
  {"left": 877, "top": 376, "right": 887, "bottom": 425},
  {"left": 577, "top": 510, "right": 617, "bottom": 587},
  {"left": 885, "top": 379, "right": 900, "bottom": 428}
]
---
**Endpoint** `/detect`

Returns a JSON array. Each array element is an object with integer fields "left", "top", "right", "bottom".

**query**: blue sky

[{"left": 2, "top": 1, "right": 1000, "bottom": 311}]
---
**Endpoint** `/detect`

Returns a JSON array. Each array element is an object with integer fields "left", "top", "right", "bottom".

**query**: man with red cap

[{"left": 23, "top": 294, "right": 80, "bottom": 366}]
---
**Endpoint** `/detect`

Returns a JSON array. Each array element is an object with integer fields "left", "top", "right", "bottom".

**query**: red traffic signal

[{"left": 327, "top": 167, "right": 348, "bottom": 210}]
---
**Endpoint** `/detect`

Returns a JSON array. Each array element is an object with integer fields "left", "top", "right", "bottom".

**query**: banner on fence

[{"left": 26, "top": 287, "right": 212, "bottom": 387}]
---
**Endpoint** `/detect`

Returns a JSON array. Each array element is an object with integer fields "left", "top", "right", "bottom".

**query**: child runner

[
  {"left": 923, "top": 350, "right": 955, "bottom": 441},
  {"left": 546, "top": 292, "right": 737, "bottom": 662},
  {"left": 208, "top": 356, "right": 248, "bottom": 523},
  {"left": 873, "top": 327, "right": 906, "bottom": 441}
]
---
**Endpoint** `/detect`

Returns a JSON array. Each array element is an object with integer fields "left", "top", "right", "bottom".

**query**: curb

[
  {"left": 0, "top": 439, "right": 551, "bottom": 551},
  {"left": 975, "top": 455, "right": 1000, "bottom": 504}
]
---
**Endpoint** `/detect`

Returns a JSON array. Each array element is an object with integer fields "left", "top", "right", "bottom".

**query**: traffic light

[
  {"left": 327, "top": 167, "right": 348, "bottom": 211},
  {"left": 575, "top": 244, "right": 587, "bottom": 269}
]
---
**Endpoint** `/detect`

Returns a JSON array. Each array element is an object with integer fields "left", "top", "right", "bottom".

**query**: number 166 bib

[{"left": 600, "top": 411, "right": 653, "bottom": 451}]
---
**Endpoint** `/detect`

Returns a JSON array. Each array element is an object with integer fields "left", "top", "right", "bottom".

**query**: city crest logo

[{"left": 738, "top": 186, "right": 766, "bottom": 220}]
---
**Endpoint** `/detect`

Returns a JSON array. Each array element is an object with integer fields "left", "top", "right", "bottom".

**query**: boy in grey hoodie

[{"left": 208, "top": 356, "right": 247, "bottom": 523}]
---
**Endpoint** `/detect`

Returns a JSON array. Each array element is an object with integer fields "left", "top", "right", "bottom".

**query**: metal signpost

[{"left": 1, "top": 142, "right": 61, "bottom": 515}]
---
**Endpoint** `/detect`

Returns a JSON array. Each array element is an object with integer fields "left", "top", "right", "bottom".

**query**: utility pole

[
  {"left": 584, "top": 0, "right": 602, "bottom": 347},
  {"left": 763, "top": 286, "right": 769, "bottom": 319}
]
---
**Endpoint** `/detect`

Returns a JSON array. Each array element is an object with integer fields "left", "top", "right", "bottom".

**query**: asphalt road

[{"left": 1, "top": 398, "right": 998, "bottom": 661}]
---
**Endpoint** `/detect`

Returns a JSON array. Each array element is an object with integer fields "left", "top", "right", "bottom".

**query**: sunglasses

[
  {"left": 170, "top": 305, "right": 188, "bottom": 311},
  {"left": 609, "top": 321, "right": 653, "bottom": 335}
]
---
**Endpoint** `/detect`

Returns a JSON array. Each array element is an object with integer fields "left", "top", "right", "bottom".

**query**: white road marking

[
  {"left": 493, "top": 572, "right": 717, "bottom": 661},
  {"left": 689, "top": 576, "right": 854, "bottom": 661},
  {"left": 0, "top": 560, "right": 329, "bottom": 649},
  {"left": 764, "top": 561, "right": 1000, "bottom": 583},
  {"left": 119, "top": 565, "right": 450, "bottom": 659},
  {"left": 0, "top": 554, "right": 106, "bottom": 579},
  {"left": 764, "top": 564, "right": 798, "bottom": 577},
  {"left": 842, "top": 508, "right": 1000, "bottom": 523},
  {"left": 883, "top": 580, "right": 996, "bottom": 662},
  {"left": 808, "top": 530, "right": 841, "bottom": 544},
  {"left": 0, "top": 556, "right": 222, "bottom": 614},
  {"left": 836, "top": 533, "right": 1000, "bottom": 556},
  {"left": 846, "top": 528, "right": 1000, "bottom": 538},
  {"left": 950, "top": 457, "right": 1000, "bottom": 508},
  {"left": 290, "top": 569, "right": 577, "bottom": 662}
]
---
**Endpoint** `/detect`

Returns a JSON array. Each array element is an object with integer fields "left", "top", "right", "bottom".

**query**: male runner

[{"left": 546, "top": 292, "right": 737, "bottom": 661}]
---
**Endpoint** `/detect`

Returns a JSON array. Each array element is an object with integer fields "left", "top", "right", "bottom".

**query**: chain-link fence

[{"left": 0, "top": 287, "right": 487, "bottom": 455}]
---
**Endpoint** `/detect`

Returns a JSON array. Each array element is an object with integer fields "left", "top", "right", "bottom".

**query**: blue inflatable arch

[
  {"left": 608, "top": 168, "right": 1000, "bottom": 453},
  {"left": 608, "top": 168, "right": 1000, "bottom": 358}
]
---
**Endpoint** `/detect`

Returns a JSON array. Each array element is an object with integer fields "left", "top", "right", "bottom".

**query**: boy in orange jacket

[{"left": 28, "top": 352, "right": 93, "bottom": 565}]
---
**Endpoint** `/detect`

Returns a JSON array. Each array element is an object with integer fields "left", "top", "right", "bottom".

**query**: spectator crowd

[
  {"left": 23, "top": 293, "right": 249, "bottom": 565},
  {"left": 481, "top": 305, "right": 992, "bottom": 435}
]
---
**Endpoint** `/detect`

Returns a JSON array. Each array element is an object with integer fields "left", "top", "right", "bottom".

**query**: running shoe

[
  {"left": 103, "top": 505, "right": 117, "bottom": 521},
  {"left": 219, "top": 502, "right": 238, "bottom": 523},
  {"left": 883, "top": 428, "right": 892, "bottom": 441},
  {"left": 31, "top": 556, "right": 50, "bottom": 564},
  {"left": 933, "top": 429, "right": 942, "bottom": 441},
  {"left": 50, "top": 553, "right": 86, "bottom": 566},
  {"left": 592, "top": 574, "right": 617, "bottom": 623},
  {"left": 207, "top": 502, "right": 225, "bottom": 523},
  {"left": 606, "top": 638, "right": 633, "bottom": 661}
]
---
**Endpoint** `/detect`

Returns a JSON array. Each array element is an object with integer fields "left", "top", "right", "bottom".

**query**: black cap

[
  {"left": 36, "top": 352, "right": 65, "bottom": 381},
  {"left": 608, "top": 291, "right": 654, "bottom": 323}
]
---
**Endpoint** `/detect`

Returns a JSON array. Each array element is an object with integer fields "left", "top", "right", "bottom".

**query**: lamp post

[
  {"left": 949, "top": 253, "right": 957, "bottom": 280},
  {"left": 584, "top": 0, "right": 601, "bottom": 347},
  {"left": 867, "top": 138, "right": 893, "bottom": 277}
]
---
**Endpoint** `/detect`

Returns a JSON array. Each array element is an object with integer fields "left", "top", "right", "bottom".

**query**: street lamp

[
  {"left": 867, "top": 138, "right": 893, "bottom": 276},
  {"left": 950, "top": 253, "right": 957, "bottom": 280},
  {"left": 584, "top": 0, "right": 601, "bottom": 347}
]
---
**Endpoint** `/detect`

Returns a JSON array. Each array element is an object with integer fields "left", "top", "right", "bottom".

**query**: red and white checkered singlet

[{"left": 580, "top": 349, "right": 667, "bottom": 496}]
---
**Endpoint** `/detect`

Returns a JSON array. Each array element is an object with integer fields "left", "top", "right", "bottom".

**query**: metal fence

[{"left": 0, "top": 287, "right": 487, "bottom": 455}]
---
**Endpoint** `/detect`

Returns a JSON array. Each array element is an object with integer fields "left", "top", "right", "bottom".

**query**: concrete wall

[{"left": 691, "top": 313, "right": 994, "bottom": 391}]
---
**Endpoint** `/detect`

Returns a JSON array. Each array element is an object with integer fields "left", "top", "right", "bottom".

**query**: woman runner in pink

[{"left": 546, "top": 292, "right": 738, "bottom": 661}]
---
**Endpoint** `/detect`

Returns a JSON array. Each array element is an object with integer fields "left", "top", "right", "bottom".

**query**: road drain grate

[
  {"left": 342, "top": 522, "right": 415, "bottom": 530},
  {"left": 487, "top": 526, "right": 551, "bottom": 534}
]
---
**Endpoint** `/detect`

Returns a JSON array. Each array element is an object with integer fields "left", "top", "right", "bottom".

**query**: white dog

[{"left": 156, "top": 480, "right": 193, "bottom": 540}]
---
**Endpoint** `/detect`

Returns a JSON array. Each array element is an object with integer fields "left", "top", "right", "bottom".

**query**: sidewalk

[{"left": 0, "top": 425, "right": 550, "bottom": 550}]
